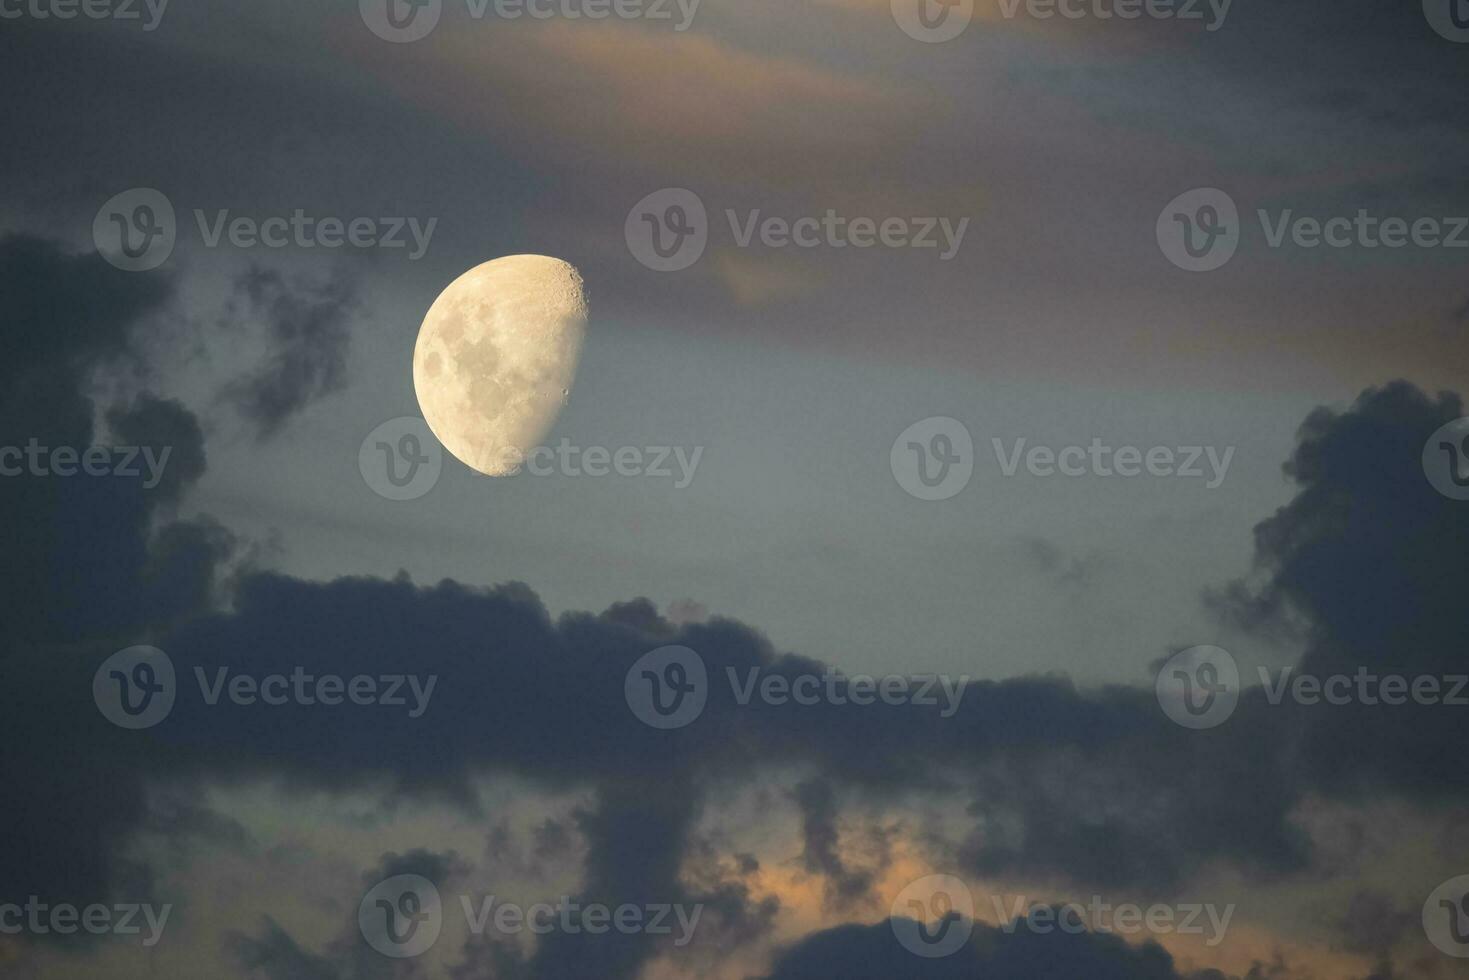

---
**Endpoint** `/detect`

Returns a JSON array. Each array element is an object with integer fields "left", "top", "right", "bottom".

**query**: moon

[{"left": 413, "top": 255, "right": 587, "bottom": 477}]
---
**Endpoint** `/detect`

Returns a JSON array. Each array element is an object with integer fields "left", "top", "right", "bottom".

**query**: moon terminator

[{"left": 412, "top": 255, "right": 588, "bottom": 477}]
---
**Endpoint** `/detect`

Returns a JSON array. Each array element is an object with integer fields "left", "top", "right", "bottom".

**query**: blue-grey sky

[{"left": 3, "top": 2, "right": 1469, "bottom": 978}]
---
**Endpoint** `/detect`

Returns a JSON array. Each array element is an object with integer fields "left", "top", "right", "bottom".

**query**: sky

[{"left": 1, "top": 0, "right": 1468, "bottom": 977}]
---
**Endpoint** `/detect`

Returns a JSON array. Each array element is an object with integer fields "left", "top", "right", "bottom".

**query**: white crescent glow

[{"left": 412, "top": 255, "right": 587, "bottom": 477}]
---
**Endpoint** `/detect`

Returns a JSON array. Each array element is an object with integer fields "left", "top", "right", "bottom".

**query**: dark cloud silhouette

[
  {"left": 3, "top": 238, "right": 1466, "bottom": 977},
  {"left": 225, "top": 920, "right": 341, "bottom": 980},
  {"left": 1219, "top": 382, "right": 1469, "bottom": 802},
  {"left": 1333, "top": 890, "right": 1419, "bottom": 961},
  {"left": 0, "top": 236, "right": 223, "bottom": 928},
  {"left": 792, "top": 778, "right": 875, "bottom": 909},
  {"left": 220, "top": 266, "right": 355, "bottom": 441},
  {"left": 759, "top": 915, "right": 1189, "bottom": 980}
]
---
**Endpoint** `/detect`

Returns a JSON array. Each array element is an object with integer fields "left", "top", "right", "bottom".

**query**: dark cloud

[
  {"left": 1018, "top": 535, "right": 1107, "bottom": 588},
  {"left": 529, "top": 819, "right": 573, "bottom": 865},
  {"left": 0, "top": 236, "right": 220, "bottom": 645},
  {"left": 224, "top": 919, "right": 341, "bottom": 980},
  {"left": 0, "top": 235, "right": 170, "bottom": 395},
  {"left": 792, "top": 778, "right": 875, "bottom": 909},
  {"left": 220, "top": 266, "right": 356, "bottom": 441},
  {"left": 0, "top": 229, "right": 1462, "bottom": 975},
  {"left": 224, "top": 850, "right": 465, "bottom": 980},
  {"left": 106, "top": 391, "right": 208, "bottom": 500},
  {"left": 1219, "top": 381, "right": 1469, "bottom": 802},
  {"left": 1333, "top": 890, "right": 1419, "bottom": 961},
  {"left": 517, "top": 777, "right": 704, "bottom": 980},
  {"left": 0, "top": 236, "right": 224, "bottom": 918},
  {"left": 759, "top": 916, "right": 1189, "bottom": 980}
]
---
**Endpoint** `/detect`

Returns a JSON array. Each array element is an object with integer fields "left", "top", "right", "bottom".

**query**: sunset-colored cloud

[{"left": 340, "top": 18, "right": 921, "bottom": 190}]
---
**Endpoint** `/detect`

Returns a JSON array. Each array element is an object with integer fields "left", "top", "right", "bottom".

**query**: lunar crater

[{"left": 412, "top": 255, "right": 587, "bottom": 477}]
